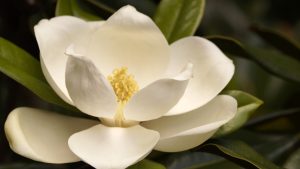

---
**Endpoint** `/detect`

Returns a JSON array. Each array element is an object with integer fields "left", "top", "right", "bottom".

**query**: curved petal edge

[
  {"left": 68, "top": 124, "right": 159, "bottom": 169},
  {"left": 143, "top": 95, "right": 237, "bottom": 152},
  {"left": 165, "top": 37, "right": 235, "bottom": 116},
  {"left": 4, "top": 107, "right": 98, "bottom": 163}
]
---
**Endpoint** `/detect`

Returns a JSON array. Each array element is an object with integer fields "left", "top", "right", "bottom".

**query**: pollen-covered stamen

[
  {"left": 108, "top": 67, "right": 139, "bottom": 127},
  {"left": 108, "top": 67, "right": 139, "bottom": 103}
]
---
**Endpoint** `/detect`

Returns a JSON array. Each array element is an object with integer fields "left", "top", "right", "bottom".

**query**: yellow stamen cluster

[
  {"left": 107, "top": 67, "right": 139, "bottom": 127},
  {"left": 108, "top": 67, "right": 139, "bottom": 103}
]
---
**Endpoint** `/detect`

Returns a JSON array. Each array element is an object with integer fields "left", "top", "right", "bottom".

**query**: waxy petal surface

[
  {"left": 65, "top": 55, "right": 117, "bottom": 119},
  {"left": 4, "top": 107, "right": 98, "bottom": 163},
  {"left": 68, "top": 124, "right": 159, "bottom": 169},
  {"left": 80, "top": 6, "right": 170, "bottom": 88},
  {"left": 125, "top": 63, "right": 193, "bottom": 121},
  {"left": 166, "top": 37, "right": 235, "bottom": 115},
  {"left": 143, "top": 95, "right": 237, "bottom": 152},
  {"left": 34, "top": 16, "right": 103, "bottom": 104}
]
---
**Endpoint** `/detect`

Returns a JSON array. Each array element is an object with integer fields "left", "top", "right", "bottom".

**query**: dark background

[{"left": 0, "top": 0, "right": 299, "bottom": 167}]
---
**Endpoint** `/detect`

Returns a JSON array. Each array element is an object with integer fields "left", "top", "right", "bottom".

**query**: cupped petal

[
  {"left": 34, "top": 16, "right": 103, "bottom": 104},
  {"left": 4, "top": 107, "right": 98, "bottom": 163},
  {"left": 142, "top": 95, "right": 237, "bottom": 152},
  {"left": 78, "top": 5, "right": 169, "bottom": 88},
  {"left": 68, "top": 124, "right": 159, "bottom": 169},
  {"left": 125, "top": 63, "right": 193, "bottom": 121},
  {"left": 165, "top": 37, "right": 235, "bottom": 115},
  {"left": 65, "top": 54, "right": 117, "bottom": 119}
]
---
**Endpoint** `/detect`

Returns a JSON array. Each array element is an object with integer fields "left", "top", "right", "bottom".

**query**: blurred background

[{"left": 0, "top": 0, "right": 299, "bottom": 168}]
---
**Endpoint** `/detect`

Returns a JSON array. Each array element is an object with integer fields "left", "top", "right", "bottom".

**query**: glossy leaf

[
  {"left": 88, "top": 0, "right": 156, "bottom": 16},
  {"left": 128, "top": 159, "right": 166, "bottom": 169},
  {"left": 188, "top": 161, "right": 240, "bottom": 169},
  {"left": 56, "top": 0, "right": 101, "bottom": 21},
  {"left": 258, "top": 134, "right": 300, "bottom": 164},
  {"left": 226, "top": 130, "right": 299, "bottom": 164},
  {"left": 226, "top": 130, "right": 289, "bottom": 148},
  {"left": 207, "top": 35, "right": 300, "bottom": 84},
  {"left": 247, "top": 108, "right": 300, "bottom": 127},
  {"left": 0, "top": 38, "right": 73, "bottom": 110},
  {"left": 0, "top": 163, "right": 66, "bottom": 169},
  {"left": 206, "top": 36, "right": 249, "bottom": 58},
  {"left": 200, "top": 140, "right": 282, "bottom": 169},
  {"left": 247, "top": 108, "right": 300, "bottom": 132},
  {"left": 215, "top": 90, "right": 263, "bottom": 137},
  {"left": 251, "top": 25, "right": 300, "bottom": 61},
  {"left": 70, "top": 0, "right": 101, "bottom": 20},
  {"left": 84, "top": 0, "right": 116, "bottom": 14},
  {"left": 55, "top": 0, "right": 73, "bottom": 16},
  {"left": 161, "top": 151, "right": 240, "bottom": 169},
  {"left": 248, "top": 47, "right": 300, "bottom": 84},
  {"left": 154, "top": 0, "right": 205, "bottom": 43}
]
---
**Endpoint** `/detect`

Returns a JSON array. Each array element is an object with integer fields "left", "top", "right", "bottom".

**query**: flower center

[
  {"left": 108, "top": 67, "right": 139, "bottom": 126},
  {"left": 108, "top": 67, "right": 139, "bottom": 103}
]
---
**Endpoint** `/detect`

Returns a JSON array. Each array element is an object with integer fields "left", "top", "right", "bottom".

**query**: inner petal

[
  {"left": 82, "top": 6, "right": 170, "bottom": 88},
  {"left": 124, "top": 63, "right": 193, "bottom": 122},
  {"left": 65, "top": 55, "right": 117, "bottom": 119}
]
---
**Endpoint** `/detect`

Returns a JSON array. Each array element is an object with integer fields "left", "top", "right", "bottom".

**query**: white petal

[
  {"left": 153, "top": 131, "right": 216, "bottom": 153},
  {"left": 142, "top": 95, "right": 237, "bottom": 152},
  {"left": 76, "top": 5, "right": 170, "bottom": 88},
  {"left": 4, "top": 107, "right": 98, "bottom": 163},
  {"left": 65, "top": 55, "right": 117, "bottom": 118},
  {"left": 125, "top": 63, "right": 193, "bottom": 121},
  {"left": 68, "top": 124, "right": 159, "bottom": 169},
  {"left": 165, "top": 37, "right": 235, "bottom": 115},
  {"left": 34, "top": 16, "right": 103, "bottom": 104}
]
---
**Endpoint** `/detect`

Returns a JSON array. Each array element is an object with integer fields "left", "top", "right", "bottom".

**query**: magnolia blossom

[{"left": 5, "top": 5, "right": 237, "bottom": 169}]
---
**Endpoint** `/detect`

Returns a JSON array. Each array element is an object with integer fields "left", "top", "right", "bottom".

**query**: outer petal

[
  {"left": 78, "top": 5, "right": 170, "bottom": 88},
  {"left": 165, "top": 37, "right": 235, "bottom": 115},
  {"left": 34, "top": 16, "right": 103, "bottom": 104},
  {"left": 65, "top": 55, "right": 117, "bottom": 119},
  {"left": 4, "top": 107, "right": 98, "bottom": 163},
  {"left": 125, "top": 63, "right": 193, "bottom": 121},
  {"left": 142, "top": 95, "right": 237, "bottom": 152},
  {"left": 68, "top": 124, "right": 159, "bottom": 169}
]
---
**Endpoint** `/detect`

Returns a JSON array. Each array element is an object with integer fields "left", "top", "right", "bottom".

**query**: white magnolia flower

[{"left": 5, "top": 5, "right": 237, "bottom": 169}]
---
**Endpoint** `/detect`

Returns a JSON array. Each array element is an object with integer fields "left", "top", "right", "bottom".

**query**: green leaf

[
  {"left": 154, "top": 0, "right": 205, "bottom": 43},
  {"left": 225, "top": 130, "right": 300, "bottom": 164},
  {"left": 161, "top": 152, "right": 240, "bottom": 169},
  {"left": 200, "top": 139, "right": 282, "bottom": 169},
  {"left": 248, "top": 47, "right": 300, "bottom": 84},
  {"left": 284, "top": 148, "right": 300, "bottom": 169},
  {"left": 245, "top": 108, "right": 300, "bottom": 132},
  {"left": 84, "top": 0, "right": 116, "bottom": 14},
  {"left": 56, "top": 0, "right": 101, "bottom": 21},
  {"left": 215, "top": 90, "right": 263, "bottom": 137},
  {"left": 55, "top": 0, "right": 73, "bottom": 16},
  {"left": 226, "top": 130, "right": 287, "bottom": 148},
  {"left": 257, "top": 134, "right": 300, "bottom": 164},
  {"left": 247, "top": 107, "right": 300, "bottom": 127},
  {"left": 0, "top": 38, "right": 73, "bottom": 110},
  {"left": 188, "top": 161, "right": 240, "bottom": 169},
  {"left": 251, "top": 25, "right": 300, "bottom": 61},
  {"left": 0, "top": 163, "right": 66, "bottom": 169},
  {"left": 207, "top": 35, "right": 300, "bottom": 84},
  {"left": 87, "top": 0, "right": 156, "bottom": 16},
  {"left": 127, "top": 159, "right": 166, "bottom": 169},
  {"left": 206, "top": 36, "right": 248, "bottom": 58},
  {"left": 70, "top": 0, "right": 101, "bottom": 20}
]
